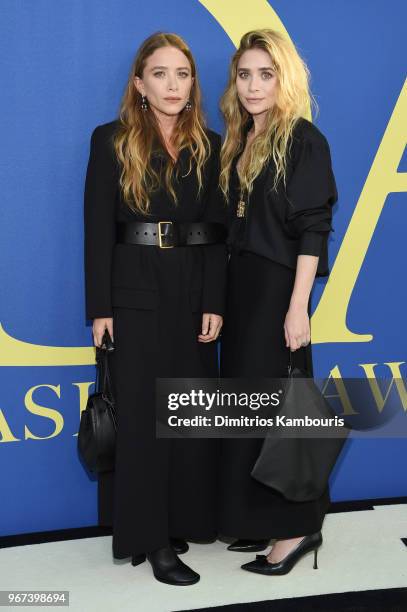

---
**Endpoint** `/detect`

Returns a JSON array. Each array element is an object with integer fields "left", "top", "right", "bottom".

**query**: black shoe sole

[
  {"left": 152, "top": 574, "right": 200, "bottom": 586},
  {"left": 227, "top": 543, "right": 269, "bottom": 552}
]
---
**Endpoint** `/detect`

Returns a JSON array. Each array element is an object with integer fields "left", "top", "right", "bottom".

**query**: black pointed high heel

[
  {"left": 241, "top": 531, "right": 322, "bottom": 576},
  {"left": 227, "top": 538, "right": 270, "bottom": 552}
]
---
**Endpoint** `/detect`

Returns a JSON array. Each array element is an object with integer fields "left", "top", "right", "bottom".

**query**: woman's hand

[
  {"left": 92, "top": 317, "right": 114, "bottom": 348},
  {"left": 198, "top": 313, "right": 223, "bottom": 343},
  {"left": 284, "top": 304, "right": 310, "bottom": 351}
]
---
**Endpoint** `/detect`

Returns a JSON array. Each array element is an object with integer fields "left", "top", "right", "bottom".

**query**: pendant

[{"left": 237, "top": 200, "right": 246, "bottom": 218}]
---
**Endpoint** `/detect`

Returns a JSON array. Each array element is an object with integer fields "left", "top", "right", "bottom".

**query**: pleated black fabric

[
  {"left": 103, "top": 245, "right": 222, "bottom": 557},
  {"left": 218, "top": 251, "right": 331, "bottom": 539}
]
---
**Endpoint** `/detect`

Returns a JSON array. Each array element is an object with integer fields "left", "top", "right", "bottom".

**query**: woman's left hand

[
  {"left": 198, "top": 313, "right": 223, "bottom": 343},
  {"left": 284, "top": 304, "right": 310, "bottom": 351}
]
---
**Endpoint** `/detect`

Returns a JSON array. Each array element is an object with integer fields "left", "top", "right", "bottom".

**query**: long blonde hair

[
  {"left": 114, "top": 32, "right": 210, "bottom": 214},
  {"left": 220, "top": 29, "right": 317, "bottom": 200}
]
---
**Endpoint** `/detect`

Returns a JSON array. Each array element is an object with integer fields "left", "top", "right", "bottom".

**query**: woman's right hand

[{"left": 92, "top": 317, "right": 114, "bottom": 348}]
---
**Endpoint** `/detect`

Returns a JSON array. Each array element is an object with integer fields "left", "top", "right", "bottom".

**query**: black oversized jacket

[
  {"left": 83, "top": 120, "right": 227, "bottom": 319},
  {"left": 227, "top": 117, "right": 338, "bottom": 277}
]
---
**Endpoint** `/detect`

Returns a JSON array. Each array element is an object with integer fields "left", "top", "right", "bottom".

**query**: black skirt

[{"left": 218, "top": 250, "right": 331, "bottom": 539}]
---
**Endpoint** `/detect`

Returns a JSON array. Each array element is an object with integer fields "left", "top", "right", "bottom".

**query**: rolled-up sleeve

[
  {"left": 83, "top": 125, "right": 117, "bottom": 319},
  {"left": 201, "top": 133, "right": 229, "bottom": 316},
  {"left": 284, "top": 131, "right": 338, "bottom": 276}
]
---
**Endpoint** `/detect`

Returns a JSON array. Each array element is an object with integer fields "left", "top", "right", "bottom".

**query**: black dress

[
  {"left": 83, "top": 120, "right": 228, "bottom": 558},
  {"left": 218, "top": 118, "right": 338, "bottom": 539}
]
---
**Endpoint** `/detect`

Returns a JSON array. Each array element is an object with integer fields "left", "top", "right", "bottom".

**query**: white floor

[{"left": 1, "top": 504, "right": 406, "bottom": 612}]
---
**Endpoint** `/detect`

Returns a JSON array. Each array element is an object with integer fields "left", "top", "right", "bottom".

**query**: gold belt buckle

[{"left": 158, "top": 221, "right": 174, "bottom": 248}]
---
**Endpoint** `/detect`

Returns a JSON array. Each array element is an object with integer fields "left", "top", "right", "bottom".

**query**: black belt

[{"left": 116, "top": 221, "right": 227, "bottom": 249}]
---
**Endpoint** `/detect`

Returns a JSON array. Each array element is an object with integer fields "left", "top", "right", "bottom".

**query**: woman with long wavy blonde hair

[
  {"left": 217, "top": 29, "right": 338, "bottom": 575},
  {"left": 84, "top": 32, "right": 227, "bottom": 586}
]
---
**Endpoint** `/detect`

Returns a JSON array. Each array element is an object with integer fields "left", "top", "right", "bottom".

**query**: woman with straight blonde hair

[
  {"left": 217, "top": 29, "right": 338, "bottom": 575},
  {"left": 84, "top": 32, "right": 227, "bottom": 585}
]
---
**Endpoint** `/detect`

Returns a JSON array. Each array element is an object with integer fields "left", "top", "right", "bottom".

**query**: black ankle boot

[
  {"left": 227, "top": 538, "right": 270, "bottom": 552},
  {"left": 170, "top": 537, "right": 189, "bottom": 555},
  {"left": 146, "top": 545, "right": 200, "bottom": 586}
]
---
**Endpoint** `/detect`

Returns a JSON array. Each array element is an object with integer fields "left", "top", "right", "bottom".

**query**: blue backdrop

[{"left": 1, "top": 0, "right": 406, "bottom": 536}]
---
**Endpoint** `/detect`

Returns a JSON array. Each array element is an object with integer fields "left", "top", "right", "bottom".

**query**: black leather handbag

[
  {"left": 251, "top": 351, "right": 350, "bottom": 502},
  {"left": 78, "top": 330, "right": 117, "bottom": 473}
]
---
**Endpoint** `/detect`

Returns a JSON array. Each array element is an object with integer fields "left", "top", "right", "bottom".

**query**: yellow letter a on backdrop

[{"left": 311, "top": 79, "right": 407, "bottom": 343}]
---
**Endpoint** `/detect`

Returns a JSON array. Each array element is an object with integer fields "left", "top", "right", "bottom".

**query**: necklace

[
  {"left": 236, "top": 163, "right": 248, "bottom": 218},
  {"left": 237, "top": 198, "right": 246, "bottom": 218},
  {"left": 236, "top": 128, "right": 256, "bottom": 218}
]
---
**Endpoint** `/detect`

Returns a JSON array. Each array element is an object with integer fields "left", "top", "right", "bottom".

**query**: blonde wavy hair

[
  {"left": 114, "top": 32, "right": 210, "bottom": 214},
  {"left": 220, "top": 29, "right": 317, "bottom": 200}
]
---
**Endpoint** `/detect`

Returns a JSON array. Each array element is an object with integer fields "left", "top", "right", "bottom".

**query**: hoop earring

[
  {"left": 185, "top": 100, "right": 192, "bottom": 112},
  {"left": 141, "top": 95, "right": 148, "bottom": 111}
]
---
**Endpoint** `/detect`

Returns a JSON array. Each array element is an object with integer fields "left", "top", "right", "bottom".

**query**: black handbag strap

[
  {"left": 287, "top": 346, "right": 313, "bottom": 377},
  {"left": 95, "top": 347, "right": 115, "bottom": 406},
  {"left": 288, "top": 350, "right": 293, "bottom": 376}
]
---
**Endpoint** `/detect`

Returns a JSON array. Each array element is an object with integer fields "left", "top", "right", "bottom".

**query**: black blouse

[{"left": 226, "top": 117, "right": 338, "bottom": 277}]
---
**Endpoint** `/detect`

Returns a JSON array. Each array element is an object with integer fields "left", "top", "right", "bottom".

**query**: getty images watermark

[{"left": 155, "top": 377, "right": 407, "bottom": 439}]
